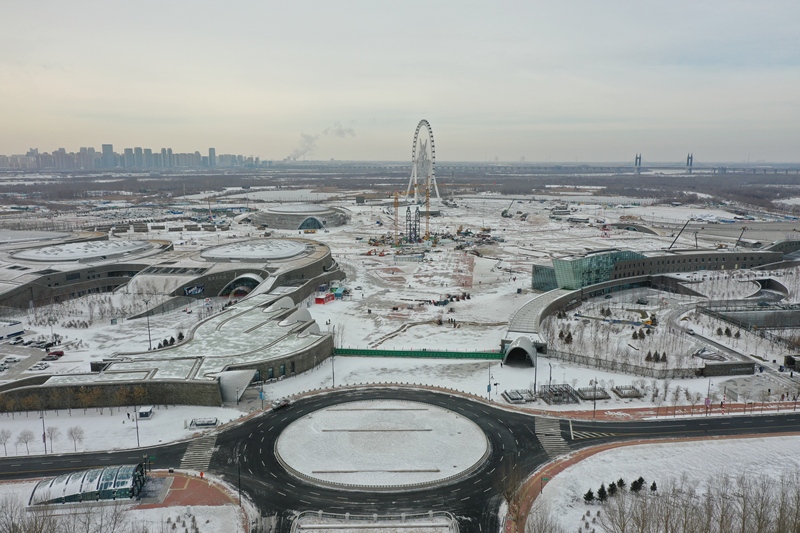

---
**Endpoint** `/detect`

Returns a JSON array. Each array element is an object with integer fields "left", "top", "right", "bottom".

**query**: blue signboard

[{"left": 184, "top": 285, "right": 205, "bottom": 296}]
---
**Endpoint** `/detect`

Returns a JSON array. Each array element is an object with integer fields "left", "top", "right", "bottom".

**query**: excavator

[{"left": 501, "top": 199, "right": 515, "bottom": 218}]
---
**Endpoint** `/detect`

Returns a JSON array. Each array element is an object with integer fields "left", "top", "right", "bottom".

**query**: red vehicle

[{"left": 47, "top": 350, "right": 64, "bottom": 357}]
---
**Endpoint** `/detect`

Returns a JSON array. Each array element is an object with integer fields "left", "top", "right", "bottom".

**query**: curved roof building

[{"left": 249, "top": 204, "right": 348, "bottom": 230}]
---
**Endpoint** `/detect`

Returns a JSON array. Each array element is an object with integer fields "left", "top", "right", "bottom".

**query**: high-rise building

[
  {"left": 101, "top": 144, "right": 115, "bottom": 169},
  {"left": 143, "top": 148, "right": 152, "bottom": 167},
  {"left": 166, "top": 148, "right": 173, "bottom": 167},
  {"left": 208, "top": 148, "right": 216, "bottom": 167},
  {"left": 134, "top": 147, "right": 143, "bottom": 168},
  {"left": 123, "top": 148, "right": 134, "bottom": 168}
]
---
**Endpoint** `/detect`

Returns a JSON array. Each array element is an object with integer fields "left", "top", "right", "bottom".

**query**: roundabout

[
  {"left": 274, "top": 399, "right": 489, "bottom": 490},
  {"left": 209, "top": 388, "right": 545, "bottom": 533}
]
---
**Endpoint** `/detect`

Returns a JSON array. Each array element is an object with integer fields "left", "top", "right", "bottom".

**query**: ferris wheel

[{"left": 405, "top": 119, "right": 441, "bottom": 203}]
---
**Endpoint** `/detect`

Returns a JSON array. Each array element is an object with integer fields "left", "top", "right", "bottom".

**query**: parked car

[
  {"left": 42, "top": 355, "right": 59, "bottom": 361},
  {"left": 47, "top": 350, "right": 64, "bottom": 357},
  {"left": 4, "top": 356, "right": 20, "bottom": 363},
  {"left": 22, "top": 340, "right": 33, "bottom": 346},
  {"left": 687, "top": 329, "right": 696, "bottom": 335},
  {"left": 271, "top": 398, "right": 290, "bottom": 410},
  {"left": 10, "top": 337, "right": 23, "bottom": 345},
  {"left": 604, "top": 294, "right": 613, "bottom": 299},
  {"left": 31, "top": 362, "right": 49, "bottom": 370}
]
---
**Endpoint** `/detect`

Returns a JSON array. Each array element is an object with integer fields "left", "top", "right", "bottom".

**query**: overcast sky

[{"left": 1, "top": 1, "right": 798, "bottom": 162}]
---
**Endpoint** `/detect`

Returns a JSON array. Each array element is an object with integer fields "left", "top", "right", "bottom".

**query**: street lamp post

[
  {"left": 40, "top": 411, "right": 47, "bottom": 454},
  {"left": 142, "top": 298, "right": 152, "bottom": 350},
  {"left": 237, "top": 458, "right": 242, "bottom": 506},
  {"left": 133, "top": 406, "right": 140, "bottom": 448},
  {"left": 593, "top": 377, "right": 597, "bottom": 419},
  {"left": 533, "top": 351, "right": 538, "bottom": 395},
  {"left": 548, "top": 363, "right": 552, "bottom": 387}
]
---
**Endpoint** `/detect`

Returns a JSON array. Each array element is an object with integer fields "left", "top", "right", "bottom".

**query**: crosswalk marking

[
  {"left": 570, "top": 431, "right": 616, "bottom": 440},
  {"left": 179, "top": 435, "right": 218, "bottom": 471},
  {"left": 533, "top": 418, "right": 570, "bottom": 458}
]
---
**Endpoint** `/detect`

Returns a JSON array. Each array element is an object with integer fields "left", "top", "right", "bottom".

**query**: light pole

[
  {"left": 331, "top": 325, "right": 336, "bottom": 388},
  {"left": 548, "top": 363, "right": 552, "bottom": 387},
  {"left": 237, "top": 458, "right": 242, "bottom": 506},
  {"left": 133, "top": 406, "right": 140, "bottom": 448},
  {"left": 593, "top": 377, "right": 597, "bottom": 419},
  {"left": 533, "top": 351, "right": 538, "bottom": 395},
  {"left": 142, "top": 297, "right": 152, "bottom": 350},
  {"left": 40, "top": 411, "right": 47, "bottom": 454}
]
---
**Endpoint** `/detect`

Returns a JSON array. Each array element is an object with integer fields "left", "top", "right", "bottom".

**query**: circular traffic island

[{"left": 275, "top": 400, "right": 489, "bottom": 491}]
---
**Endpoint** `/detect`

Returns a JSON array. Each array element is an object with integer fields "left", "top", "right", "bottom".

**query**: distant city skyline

[
  {"left": 1, "top": 2, "right": 798, "bottom": 162},
  {"left": 0, "top": 144, "right": 261, "bottom": 170}
]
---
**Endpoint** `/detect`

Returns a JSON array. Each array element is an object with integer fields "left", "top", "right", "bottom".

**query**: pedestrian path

[
  {"left": 533, "top": 417, "right": 570, "bottom": 458},
  {"left": 179, "top": 434, "right": 217, "bottom": 471}
]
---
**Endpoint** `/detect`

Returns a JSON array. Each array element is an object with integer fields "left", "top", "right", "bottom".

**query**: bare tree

[
  {"left": 67, "top": 426, "right": 85, "bottom": 452},
  {"left": 671, "top": 385, "right": 683, "bottom": 416},
  {"left": 0, "top": 428, "right": 11, "bottom": 456},
  {"left": 495, "top": 458, "right": 524, "bottom": 526},
  {"left": 16, "top": 429, "right": 35, "bottom": 454},
  {"left": 45, "top": 426, "right": 60, "bottom": 451},
  {"left": 525, "top": 500, "right": 567, "bottom": 533}
]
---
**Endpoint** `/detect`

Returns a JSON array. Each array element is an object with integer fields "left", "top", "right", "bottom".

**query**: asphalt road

[
  {"left": 565, "top": 411, "right": 800, "bottom": 444},
  {"left": 0, "top": 440, "right": 188, "bottom": 480},
  {"left": 211, "top": 388, "right": 547, "bottom": 533},
  {"left": 2, "top": 387, "right": 800, "bottom": 533}
]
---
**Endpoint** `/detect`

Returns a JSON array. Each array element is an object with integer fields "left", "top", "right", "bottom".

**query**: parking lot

[{"left": 0, "top": 336, "right": 61, "bottom": 379}]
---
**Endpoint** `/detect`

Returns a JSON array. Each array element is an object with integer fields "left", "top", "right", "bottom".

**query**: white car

[
  {"left": 5, "top": 356, "right": 21, "bottom": 363},
  {"left": 31, "top": 362, "right": 50, "bottom": 370}
]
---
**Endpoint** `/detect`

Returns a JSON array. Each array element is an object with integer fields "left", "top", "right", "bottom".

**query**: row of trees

[
  {"left": 0, "top": 384, "right": 149, "bottom": 415},
  {"left": 0, "top": 426, "right": 84, "bottom": 455},
  {"left": 596, "top": 472, "right": 800, "bottom": 533},
  {"left": 584, "top": 477, "right": 654, "bottom": 503},
  {"left": 0, "top": 492, "right": 167, "bottom": 533},
  {"left": 527, "top": 471, "right": 800, "bottom": 533}
]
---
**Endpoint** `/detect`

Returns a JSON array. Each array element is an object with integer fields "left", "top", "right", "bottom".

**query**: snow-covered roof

[
  {"left": 12, "top": 240, "right": 152, "bottom": 262},
  {"left": 266, "top": 204, "right": 331, "bottom": 214},
  {"left": 200, "top": 239, "right": 308, "bottom": 260}
]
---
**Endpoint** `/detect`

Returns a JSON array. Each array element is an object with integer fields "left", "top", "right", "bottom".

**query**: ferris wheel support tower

[{"left": 405, "top": 120, "right": 441, "bottom": 204}]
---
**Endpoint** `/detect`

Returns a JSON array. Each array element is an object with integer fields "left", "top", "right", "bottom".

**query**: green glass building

[{"left": 552, "top": 250, "right": 645, "bottom": 290}]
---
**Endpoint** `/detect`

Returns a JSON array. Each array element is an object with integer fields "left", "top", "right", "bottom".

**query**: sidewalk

[{"left": 137, "top": 471, "right": 248, "bottom": 532}]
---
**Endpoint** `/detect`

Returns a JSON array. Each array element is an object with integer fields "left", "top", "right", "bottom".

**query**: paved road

[
  {"left": 0, "top": 440, "right": 189, "bottom": 480},
  {"left": 211, "top": 388, "right": 547, "bottom": 533},
  {"left": 2, "top": 387, "right": 800, "bottom": 533}
]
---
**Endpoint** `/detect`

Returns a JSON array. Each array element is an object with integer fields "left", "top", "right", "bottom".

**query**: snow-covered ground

[
  {"left": 0, "top": 405, "right": 245, "bottom": 456},
  {"left": 537, "top": 435, "right": 800, "bottom": 532},
  {"left": 275, "top": 399, "right": 487, "bottom": 487},
  {"left": 0, "top": 479, "right": 244, "bottom": 533}
]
